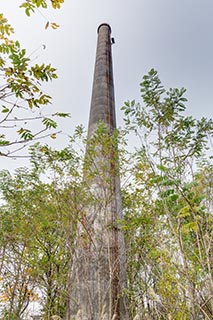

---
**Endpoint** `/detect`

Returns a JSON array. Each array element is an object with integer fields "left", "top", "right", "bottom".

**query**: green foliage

[
  {"left": 122, "top": 70, "right": 213, "bottom": 319},
  {"left": 20, "top": 0, "right": 64, "bottom": 16},
  {"left": 0, "top": 142, "right": 85, "bottom": 318},
  {"left": 0, "top": 30, "right": 212, "bottom": 318},
  {"left": 0, "top": 12, "right": 69, "bottom": 156}
]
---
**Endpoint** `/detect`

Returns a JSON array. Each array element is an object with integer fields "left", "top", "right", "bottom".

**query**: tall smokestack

[
  {"left": 88, "top": 23, "right": 116, "bottom": 137},
  {"left": 66, "top": 24, "right": 129, "bottom": 320}
]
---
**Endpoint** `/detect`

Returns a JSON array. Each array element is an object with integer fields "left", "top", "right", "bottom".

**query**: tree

[
  {"left": 20, "top": 0, "right": 65, "bottom": 14},
  {"left": 0, "top": 140, "right": 86, "bottom": 319},
  {"left": 122, "top": 69, "right": 213, "bottom": 319},
  {"left": 0, "top": 2, "right": 68, "bottom": 157},
  {"left": 0, "top": 68, "right": 212, "bottom": 320}
]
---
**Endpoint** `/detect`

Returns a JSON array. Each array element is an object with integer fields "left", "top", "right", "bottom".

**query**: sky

[{"left": 0, "top": 0, "right": 213, "bottom": 169}]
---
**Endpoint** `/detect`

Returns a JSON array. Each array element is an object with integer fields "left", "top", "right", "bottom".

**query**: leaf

[
  {"left": 42, "top": 118, "right": 57, "bottom": 129},
  {"left": 53, "top": 112, "right": 70, "bottom": 118},
  {"left": 45, "top": 21, "right": 50, "bottom": 29},
  {"left": 0, "top": 140, "right": 10, "bottom": 145},
  {"left": 51, "top": 22, "right": 60, "bottom": 30},
  {"left": 40, "top": 146, "right": 49, "bottom": 153},
  {"left": 1, "top": 106, "right": 9, "bottom": 113},
  {"left": 157, "top": 164, "right": 169, "bottom": 172},
  {"left": 160, "top": 189, "right": 174, "bottom": 198},
  {"left": 17, "top": 128, "right": 34, "bottom": 140},
  {"left": 50, "top": 133, "right": 57, "bottom": 139},
  {"left": 181, "top": 222, "right": 198, "bottom": 234},
  {"left": 170, "top": 194, "right": 179, "bottom": 201},
  {"left": 178, "top": 206, "right": 190, "bottom": 218}
]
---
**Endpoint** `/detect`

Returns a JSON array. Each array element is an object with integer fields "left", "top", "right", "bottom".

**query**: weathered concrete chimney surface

[
  {"left": 88, "top": 23, "right": 116, "bottom": 136},
  {"left": 66, "top": 24, "right": 129, "bottom": 320}
]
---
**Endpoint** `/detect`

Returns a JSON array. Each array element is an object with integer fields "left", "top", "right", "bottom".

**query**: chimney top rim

[{"left": 97, "top": 23, "right": 111, "bottom": 34}]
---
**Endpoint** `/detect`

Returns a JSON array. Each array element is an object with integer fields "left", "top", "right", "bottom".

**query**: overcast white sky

[{"left": 1, "top": 0, "right": 213, "bottom": 169}]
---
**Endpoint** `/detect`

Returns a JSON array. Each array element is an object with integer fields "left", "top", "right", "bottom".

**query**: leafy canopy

[{"left": 0, "top": 2, "right": 69, "bottom": 157}]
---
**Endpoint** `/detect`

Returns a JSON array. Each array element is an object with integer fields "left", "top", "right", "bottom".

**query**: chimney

[
  {"left": 66, "top": 24, "right": 129, "bottom": 320},
  {"left": 88, "top": 23, "right": 116, "bottom": 137}
]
